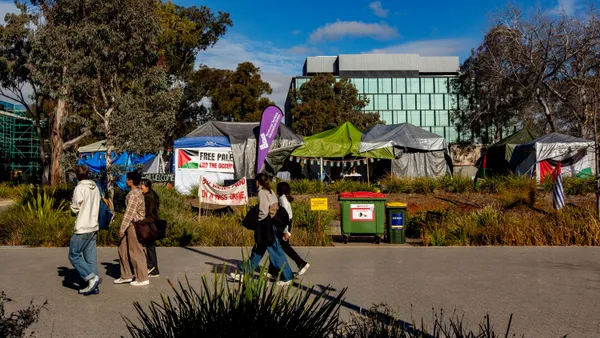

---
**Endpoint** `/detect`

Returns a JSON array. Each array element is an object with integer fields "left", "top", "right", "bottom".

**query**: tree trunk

[
  {"left": 50, "top": 96, "right": 67, "bottom": 186},
  {"left": 103, "top": 107, "right": 115, "bottom": 203},
  {"left": 34, "top": 113, "right": 49, "bottom": 184},
  {"left": 536, "top": 94, "right": 556, "bottom": 132}
]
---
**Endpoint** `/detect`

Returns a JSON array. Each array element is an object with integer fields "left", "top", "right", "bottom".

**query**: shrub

[
  {"left": 125, "top": 273, "right": 346, "bottom": 338},
  {"left": 437, "top": 175, "right": 474, "bottom": 194},
  {"left": 0, "top": 291, "right": 47, "bottom": 338}
]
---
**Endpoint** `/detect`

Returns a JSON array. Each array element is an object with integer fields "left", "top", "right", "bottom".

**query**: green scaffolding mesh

[{"left": 0, "top": 101, "right": 40, "bottom": 181}]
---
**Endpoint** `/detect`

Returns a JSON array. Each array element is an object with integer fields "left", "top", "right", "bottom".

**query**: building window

[
  {"left": 389, "top": 94, "right": 402, "bottom": 110},
  {"left": 407, "top": 78, "right": 420, "bottom": 93},
  {"left": 393, "top": 78, "right": 406, "bottom": 93},
  {"left": 394, "top": 111, "right": 406, "bottom": 124},
  {"left": 423, "top": 110, "right": 435, "bottom": 126},
  {"left": 436, "top": 110, "right": 449, "bottom": 126},
  {"left": 447, "top": 128, "right": 458, "bottom": 143},
  {"left": 421, "top": 78, "right": 434, "bottom": 93},
  {"left": 417, "top": 95, "right": 430, "bottom": 110},
  {"left": 365, "top": 78, "right": 378, "bottom": 94},
  {"left": 378, "top": 78, "right": 392, "bottom": 93},
  {"left": 446, "top": 94, "right": 458, "bottom": 110},
  {"left": 435, "top": 78, "right": 449, "bottom": 93},
  {"left": 432, "top": 94, "right": 444, "bottom": 110},
  {"left": 381, "top": 111, "right": 393, "bottom": 124},
  {"left": 403, "top": 95, "right": 416, "bottom": 110},
  {"left": 432, "top": 127, "right": 445, "bottom": 138},
  {"left": 364, "top": 94, "right": 375, "bottom": 110},
  {"left": 408, "top": 111, "right": 421, "bottom": 125},
  {"left": 375, "top": 95, "right": 388, "bottom": 110},
  {"left": 351, "top": 78, "right": 364, "bottom": 92}
]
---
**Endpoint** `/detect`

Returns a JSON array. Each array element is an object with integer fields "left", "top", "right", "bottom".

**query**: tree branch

[{"left": 62, "top": 129, "right": 92, "bottom": 150}]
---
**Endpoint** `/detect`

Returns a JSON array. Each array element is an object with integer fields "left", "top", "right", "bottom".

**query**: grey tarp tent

[
  {"left": 360, "top": 123, "right": 453, "bottom": 178},
  {"left": 177, "top": 121, "right": 304, "bottom": 179},
  {"left": 510, "top": 132, "right": 595, "bottom": 182}
]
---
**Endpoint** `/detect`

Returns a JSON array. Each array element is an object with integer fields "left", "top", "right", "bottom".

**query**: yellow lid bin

[
  {"left": 386, "top": 202, "right": 407, "bottom": 207},
  {"left": 385, "top": 202, "right": 407, "bottom": 244}
]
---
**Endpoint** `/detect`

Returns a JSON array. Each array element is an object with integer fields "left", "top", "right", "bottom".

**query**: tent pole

[
  {"left": 367, "top": 157, "right": 370, "bottom": 185},
  {"left": 320, "top": 158, "right": 324, "bottom": 182}
]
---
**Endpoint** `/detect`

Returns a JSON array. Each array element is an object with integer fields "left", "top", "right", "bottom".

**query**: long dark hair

[
  {"left": 255, "top": 173, "right": 271, "bottom": 191},
  {"left": 276, "top": 182, "right": 294, "bottom": 202}
]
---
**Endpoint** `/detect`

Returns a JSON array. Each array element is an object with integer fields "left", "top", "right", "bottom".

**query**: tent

[
  {"left": 511, "top": 132, "right": 595, "bottom": 182},
  {"left": 291, "top": 122, "right": 393, "bottom": 159},
  {"left": 477, "top": 128, "right": 536, "bottom": 176},
  {"left": 360, "top": 123, "right": 452, "bottom": 178},
  {"left": 77, "top": 140, "right": 156, "bottom": 190},
  {"left": 173, "top": 121, "right": 303, "bottom": 194},
  {"left": 290, "top": 122, "right": 393, "bottom": 181}
]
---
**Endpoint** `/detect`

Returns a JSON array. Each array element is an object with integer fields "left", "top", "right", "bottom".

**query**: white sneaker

[
  {"left": 113, "top": 278, "right": 133, "bottom": 284},
  {"left": 276, "top": 279, "right": 293, "bottom": 287},
  {"left": 262, "top": 271, "right": 275, "bottom": 279},
  {"left": 79, "top": 276, "right": 102, "bottom": 295},
  {"left": 130, "top": 280, "right": 150, "bottom": 286},
  {"left": 298, "top": 263, "right": 310, "bottom": 276},
  {"left": 229, "top": 272, "right": 244, "bottom": 282}
]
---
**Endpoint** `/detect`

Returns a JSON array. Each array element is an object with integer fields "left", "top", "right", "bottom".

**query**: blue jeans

[
  {"left": 68, "top": 232, "right": 98, "bottom": 282},
  {"left": 238, "top": 237, "right": 293, "bottom": 281}
]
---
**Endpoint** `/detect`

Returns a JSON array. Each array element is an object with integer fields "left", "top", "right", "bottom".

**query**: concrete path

[{"left": 1, "top": 246, "right": 599, "bottom": 337}]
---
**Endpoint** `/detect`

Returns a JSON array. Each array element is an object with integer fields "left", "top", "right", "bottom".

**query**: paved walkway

[{"left": 1, "top": 246, "right": 599, "bottom": 337}]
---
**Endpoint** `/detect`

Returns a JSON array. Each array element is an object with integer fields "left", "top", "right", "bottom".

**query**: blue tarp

[
  {"left": 173, "top": 135, "right": 231, "bottom": 148},
  {"left": 77, "top": 152, "right": 156, "bottom": 190}
]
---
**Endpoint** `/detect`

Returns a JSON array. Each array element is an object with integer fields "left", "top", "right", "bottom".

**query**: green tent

[
  {"left": 291, "top": 122, "right": 393, "bottom": 159},
  {"left": 477, "top": 128, "right": 536, "bottom": 175}
]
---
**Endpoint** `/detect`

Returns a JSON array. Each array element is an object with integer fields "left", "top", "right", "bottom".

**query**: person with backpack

[
  {"left": 69, "top": 165, "right": 102, "bottom": 295},
  {"left": 274, "top": 182, "right": 310, "bottom": 275},
  {"left": 230, "top": 173, "right": 294, "bottom": 286}
]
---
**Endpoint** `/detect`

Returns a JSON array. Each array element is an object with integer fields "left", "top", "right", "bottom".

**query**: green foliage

[
  {"left": 125, "top": 273, "right": 346, "bottom": 338},
  {"left": 0, "top": 291, "right": 47, "bottom": 338},
  {"left": 290, "top": 73, "right": 381, "bottom": 136}
]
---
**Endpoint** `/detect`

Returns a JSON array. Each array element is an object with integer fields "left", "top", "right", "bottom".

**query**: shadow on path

[
  {"left": 101, "top": 259, "right": 121, "bottom": 279},
  {"left": 57, "top": 266, "right": 84, "bottom": 291},
  {"left": 182, "top": 246, "right": 425, "bottom": 336}
]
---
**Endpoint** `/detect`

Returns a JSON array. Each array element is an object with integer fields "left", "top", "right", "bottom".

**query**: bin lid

[
  {"left": 340, "top": 191, "right": 387, "bottom": 199},
  {"left": 387, "top": 202, "right": 407, "bottom": 207}
]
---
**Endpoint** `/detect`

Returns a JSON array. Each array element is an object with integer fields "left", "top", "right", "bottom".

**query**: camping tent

[
  {"left": 511, "top": 132, "right": 595, "bottom": 182},
  {"left": 477, "top": 128, "right": 536, "bottom": 176},
  {"left": 291, "top": 122, "right": 393, "bottom": 159},
  {"left": 77, "top": 140, "right": 156, "bottom": 189},
  {"left": 290, "top": 122, "right": 393, "bottom": 181},
  {"left": 360, "top": 123, "right": 452, "bottom": 178},
  {"left": 173, "top": 121, "right": 303, "bottom": 194}
]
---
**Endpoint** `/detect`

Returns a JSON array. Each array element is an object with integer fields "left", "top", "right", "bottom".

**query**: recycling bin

[
  {"left": 386, "top": 202, "right": 407, "bottom": 244},
  {"left": 339, "top": 192, "right": 387, "bottom": 244}
]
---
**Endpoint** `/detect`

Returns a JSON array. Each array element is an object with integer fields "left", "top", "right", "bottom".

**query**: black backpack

[{"left": 242, "top": 206, "right": 260, "bottom": 230}]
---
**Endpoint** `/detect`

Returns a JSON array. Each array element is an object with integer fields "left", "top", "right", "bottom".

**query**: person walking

[
  {"left": 274, "top": 182, "right": 310, "bottom": 275},
  {"left": 230, "top": 173, "right": 294, "bottom": 286},
  {"left": 114, "top": 171, "right": 149, "bottom": 286},
  {"left": 69, "top": 165, "right": 102, "bottom": 295},
  {"left": 140, "top": 179, "right": 160, "bottom": 277}
]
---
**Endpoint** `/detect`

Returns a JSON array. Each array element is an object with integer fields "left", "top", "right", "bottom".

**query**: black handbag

[{"left": 242, "top": 206, "right": 259, "bottom": 230}]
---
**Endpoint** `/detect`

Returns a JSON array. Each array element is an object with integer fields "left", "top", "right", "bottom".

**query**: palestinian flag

[
  {"left": 178, "top": 149, "right": 199, "bottom": 169},
  {"left": 473, "top": 150, "right": 487, "bottom": 191}
]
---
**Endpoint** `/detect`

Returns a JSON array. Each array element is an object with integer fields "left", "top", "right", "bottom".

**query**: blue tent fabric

[
  {"left": 174, "top": 135, "right": 230, "bottom": 148},
  {"left": 77, "top": 151, "right": 156, "bottom": 190}
]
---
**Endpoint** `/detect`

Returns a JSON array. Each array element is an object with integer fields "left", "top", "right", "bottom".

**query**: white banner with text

[{"left": 199, "top": 176, "right": 248, "bottom": 206}]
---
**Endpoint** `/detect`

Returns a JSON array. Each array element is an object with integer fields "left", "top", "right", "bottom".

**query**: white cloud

[
  {"left": 285, "top": 45, "right": 321, "bottom": 55},
  {"left": 194, "top": 35, "right": 310, "bottom": 112},
  {"left": 0, "top": 1, "right": 18, "bottom": 25},
  {"left": 309, "top": 20, "right": 399, "bottom": 44},
  {"left": 550, "top": 0, "right": 580, "bottom": 16},
  {"left": 369, "top": 1, "right": 389, "bottom": 18},
  {"left": 292, "top": 29, "right": 302, "bottom": 35},
  {"left": 369, "top": 38, "right": 476, "bottom": 56}
]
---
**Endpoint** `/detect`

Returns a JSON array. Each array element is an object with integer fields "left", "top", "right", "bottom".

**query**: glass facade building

[{"left": 286, "top": 54, "right": 462, "bottom": 142}]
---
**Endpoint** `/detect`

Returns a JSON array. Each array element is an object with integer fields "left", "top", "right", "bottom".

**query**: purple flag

[{"left": 257, "top": 105, "right": 283, "bottom": 174}]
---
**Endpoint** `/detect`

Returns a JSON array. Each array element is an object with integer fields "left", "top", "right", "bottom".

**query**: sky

[{"left": 0, "top": 0, "right": 585, "bottom": 108}]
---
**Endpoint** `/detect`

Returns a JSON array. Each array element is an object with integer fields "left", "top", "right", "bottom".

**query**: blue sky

[{"left": 0, "top": 0, "right": 584, "bottom": 108}]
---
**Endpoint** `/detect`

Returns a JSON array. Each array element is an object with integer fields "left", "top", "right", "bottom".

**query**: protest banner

[
  {"left": 178, "top": 148, "right": 235, "bottom": 173},
  {"left": 198, "top": 176, "right": 248, "bottom": 207}
]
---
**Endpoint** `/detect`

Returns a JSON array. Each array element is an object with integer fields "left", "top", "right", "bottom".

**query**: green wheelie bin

[
  {"left": 386, "top": 202, "right": 407, "bottom": 244},
  {"left": 339, "top": 192, "right": 387, "bottom": 244}
]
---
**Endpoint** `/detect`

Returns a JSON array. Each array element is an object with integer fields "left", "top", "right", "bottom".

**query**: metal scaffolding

[{"left": 0, "top": 101, "right": 39, "bottom": 182}]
